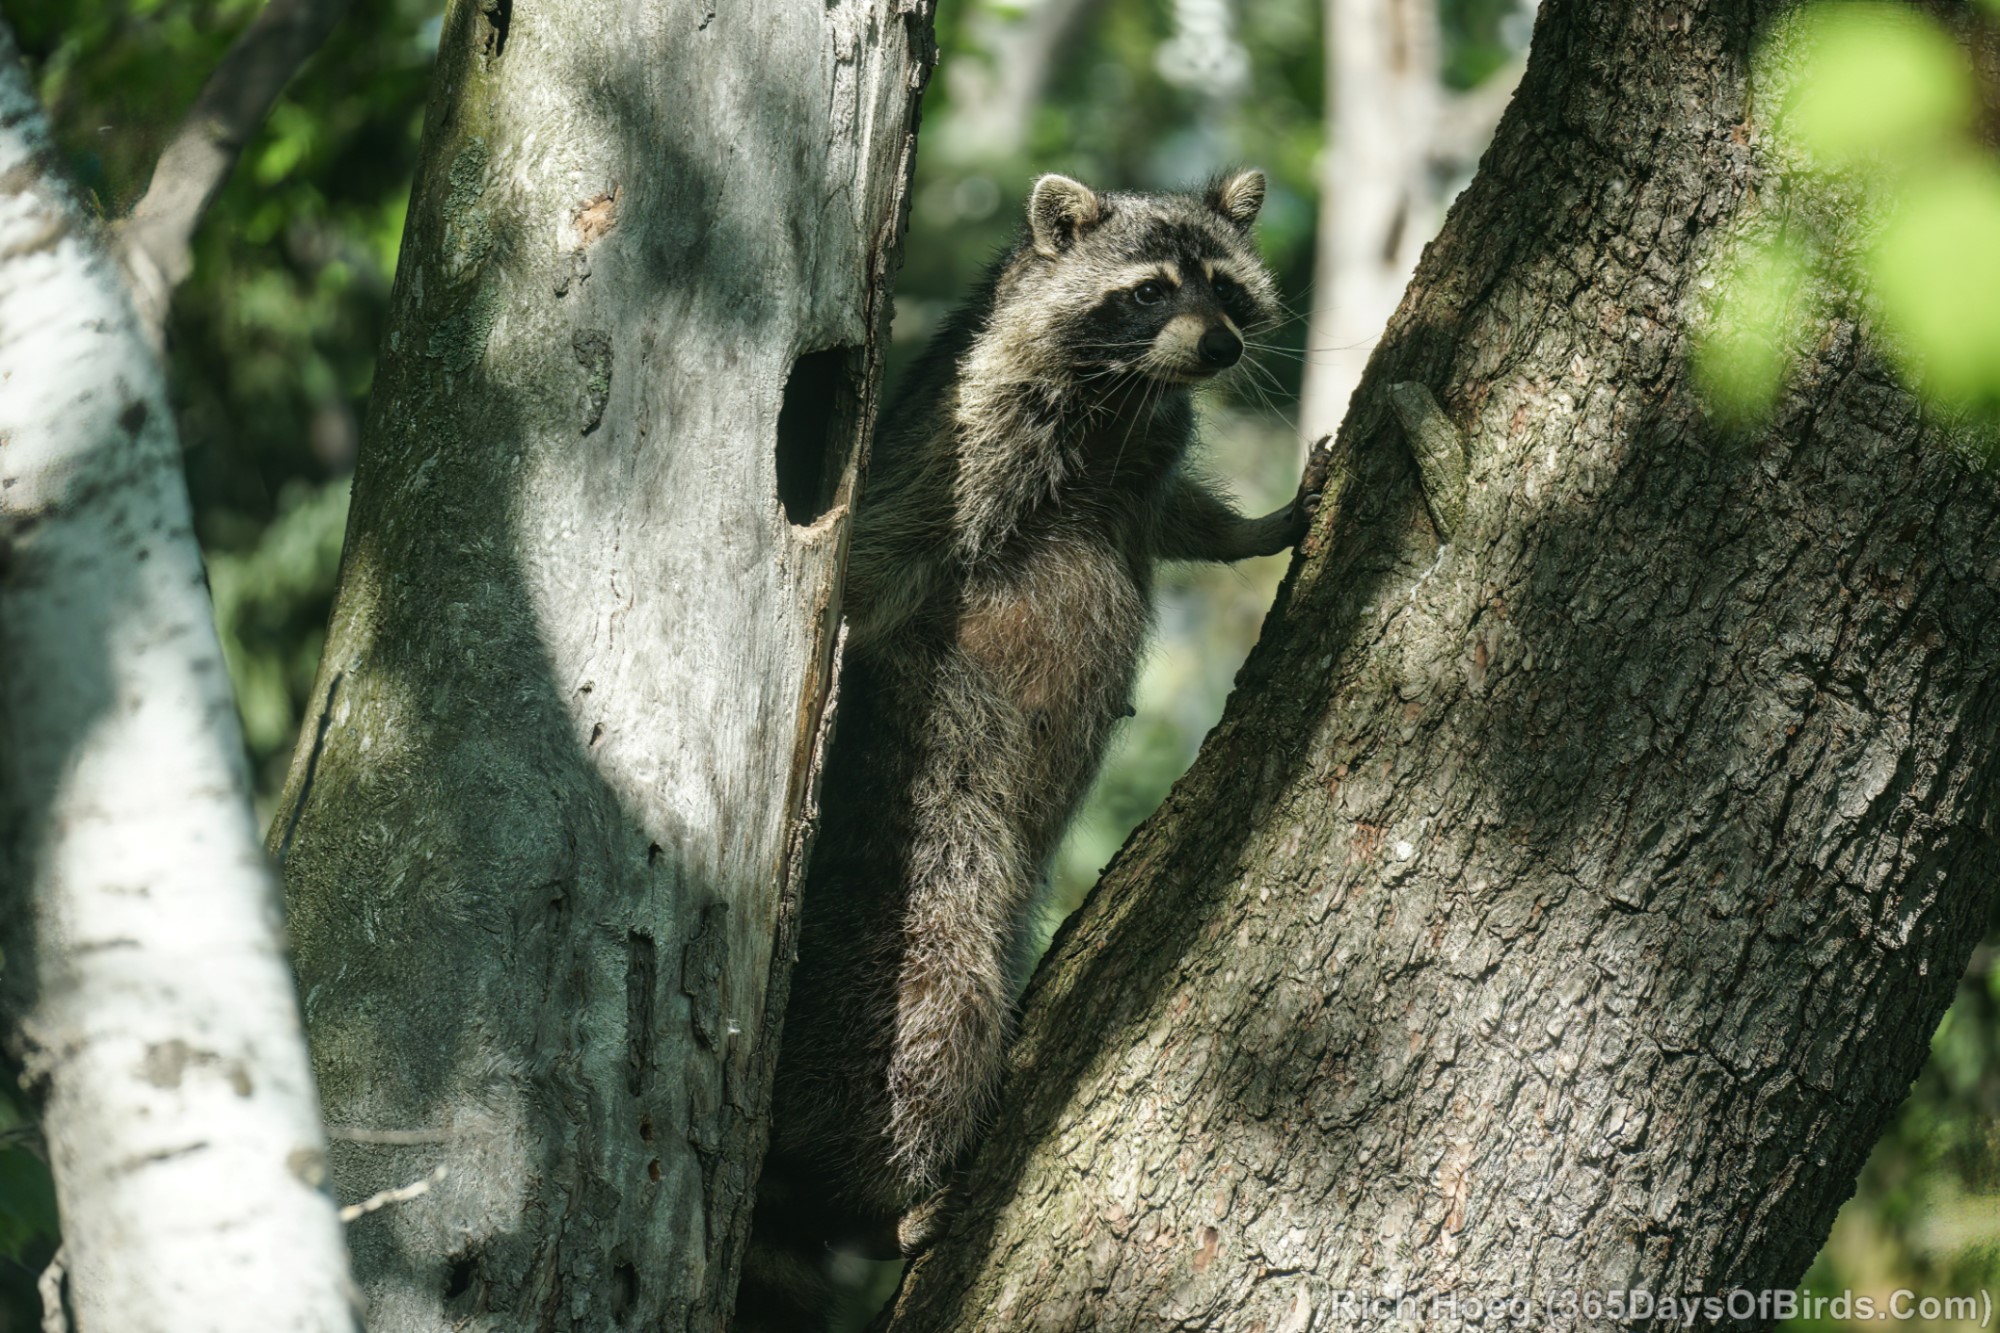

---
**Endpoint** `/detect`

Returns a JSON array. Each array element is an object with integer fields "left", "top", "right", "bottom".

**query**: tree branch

[
  {"left": 37, "top": 1246, "right": 65, "bottom": 1333},
  {"left": 1387, "top": 380, "right": 1468, "bottom": 542},
  {"left": 120, "top": 0, "right": 352, "bottom": 341}
]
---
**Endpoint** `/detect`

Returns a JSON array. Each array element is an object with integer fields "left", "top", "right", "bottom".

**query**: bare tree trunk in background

[
  {"left": 945, "top": 0, "right": 1106, "bottom": 161},
  {"left": 884, "top": 0, "right": 2000, "bottom": 1326},
  {"left": 0, "top": 24, "right": 355, "bottom": 1333},
  {"left": 267, "top": 0, "right": 933, "bottom": 1325},
  {"left": 1297, "top": 0, "right": 1442, "bottom": 443},
  {"left": 1298, "top": 0, "right": 1522, "bottom": 442}
]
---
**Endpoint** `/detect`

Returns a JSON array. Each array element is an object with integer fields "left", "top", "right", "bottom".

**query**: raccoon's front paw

[
  {"left": 1293, "top": 433, "right": 1334, "bottom": 528},
  {"left": 897, "top": 1187, "right": 955, "bottom": 1257}
]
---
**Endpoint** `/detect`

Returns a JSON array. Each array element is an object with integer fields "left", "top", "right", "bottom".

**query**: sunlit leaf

[
  {"left": 1696, "top": 236, "right": 1811, "bottom": 424},
  {"left": 1774, "top": 3, "right": 1973, "bottom": 167},
  {"left": 1869, "top": 159, "right": 2000, "bottom": 408}
]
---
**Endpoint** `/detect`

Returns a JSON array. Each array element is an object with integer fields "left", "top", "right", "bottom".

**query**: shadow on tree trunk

[{"left": 883, "top": 2, "right": 2000, "bottom": 1327}]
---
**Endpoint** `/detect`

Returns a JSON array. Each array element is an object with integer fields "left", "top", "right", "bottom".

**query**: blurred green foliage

[
  {"left": 1790, "top": 937, "right": 2000, "bottom": 1331},
  {"left": 0, "top": 1088, "right": 56, "bottom": 1330},
  {"left": 206, "top": 478, "right": 354, "bottom": 773},
  {"left": 4, "top": 1, "right": 1997, "bottom": 1329},
  {"left": 12, "top": 0, "right": 436, "bottom": 798},
  {"left": 1698, "top": 2, "right": 2000, "bottom": 422}
]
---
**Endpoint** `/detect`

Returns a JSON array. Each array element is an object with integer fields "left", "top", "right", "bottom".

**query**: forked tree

[
  {"left": 883, "top": 0, "right": 2000, "bottom": 1326},
  {"left": 9, "top": 0, "right": 1993, "bottom": 1327}
]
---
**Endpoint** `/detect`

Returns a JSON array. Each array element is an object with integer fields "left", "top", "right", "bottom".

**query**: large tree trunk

[
  {"left": 268, "top": 0, "right": 931, "bottom": 1325},
  {"left": 0, "top": 24, "right": 354, "bottom": 1332},
  {"left": 885, "top": 1, "right": 2000, "bottom": 1327}
]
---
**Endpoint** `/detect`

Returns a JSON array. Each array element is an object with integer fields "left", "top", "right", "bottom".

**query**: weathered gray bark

[
  {"left": 886, "top": 1, "right": 2000, "bottom": 1327},
  {"left": 268, "top": 0, "right": 932, "bottom": 1325},
  {"left": 0, "top": 22, "right": 355, "bottom": 1332}
]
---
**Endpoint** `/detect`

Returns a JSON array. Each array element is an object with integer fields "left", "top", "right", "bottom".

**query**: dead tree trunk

[
  {"left": 885, "top": 1, "right": 2000, "bottom": 1327},
  {"left": 267, "top": 0, "right": 932, "bottom": 1326}
]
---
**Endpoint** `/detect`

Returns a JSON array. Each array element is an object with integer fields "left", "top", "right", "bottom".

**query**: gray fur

[{"left": 736, "top": 171, "right": 1331, "bottom": 1330}]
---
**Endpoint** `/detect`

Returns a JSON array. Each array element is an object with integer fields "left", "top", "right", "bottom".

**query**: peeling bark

[
  {"left": 887, "top": 1, "right": 2000, "bottom": 1328},
  {"left": 268, "top": 0, "right": 933, "bottom": 1326}
]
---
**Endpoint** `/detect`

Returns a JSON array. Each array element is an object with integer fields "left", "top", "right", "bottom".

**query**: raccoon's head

[{"left": 1000, "top": 169, "right": 1280, "bottom": 388}]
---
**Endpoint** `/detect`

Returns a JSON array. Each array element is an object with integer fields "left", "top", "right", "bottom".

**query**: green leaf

[
  {"left": 0, "top": 1149, "right": 59, "bottom": 1262},
  {"left": 1869, "top": 158, "right": 2000, "bottom": 408},
  {"left": 1696, "top": 235, "right": 1811, "bottom": 425},
  {"left": 1775, "top": 3, "right": 1973, "bottom": 167}
]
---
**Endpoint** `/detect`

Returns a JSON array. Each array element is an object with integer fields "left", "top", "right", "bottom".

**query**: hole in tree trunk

[
  {"left": 776, "top": 344, "right": 860, "bottom": 527},
  {"left": 481, "top": 0, "right": 510, "bottom": 55},
  {"left": 443, "top": 1255, "right": 476, "bottom": 1299},
  {"left": 611, "top": 1260, "right": 640, "bottom": 1320}
]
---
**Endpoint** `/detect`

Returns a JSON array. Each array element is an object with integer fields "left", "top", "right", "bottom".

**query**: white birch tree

[{"left": 0, "top": 15, "right": 357, "bottom": 1330}]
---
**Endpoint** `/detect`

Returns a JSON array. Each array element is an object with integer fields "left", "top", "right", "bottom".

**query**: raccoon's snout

[
  {"left": 1197, "top": 327, "right": 1242, "bottom": 370},
  {"left": 1145, "top": 313, "right": 1245, "bottom": 380}
]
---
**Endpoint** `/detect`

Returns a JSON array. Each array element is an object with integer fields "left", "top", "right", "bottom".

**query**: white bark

[{"left": 0, "top": 25, "right": 356, "bottom": 1333}]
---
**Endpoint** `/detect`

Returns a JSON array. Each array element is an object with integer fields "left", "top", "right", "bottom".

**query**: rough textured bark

[
  {"left": 0, "top": 24, "right": 355, "bottom": 1333},
  {"left": 267, "top": 0, "right": 932, "bottom": 1326},
  {"left": 887, "top": 1, "right": 2000, "bottom": 1327}
]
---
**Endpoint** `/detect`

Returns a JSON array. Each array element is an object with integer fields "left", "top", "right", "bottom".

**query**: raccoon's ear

[
  {"left": 1027, "top": 174, "right": 1103, "bottom": 257},
  {"left": 1206, "top": 169, "right": 1266, "bottom": 231}
]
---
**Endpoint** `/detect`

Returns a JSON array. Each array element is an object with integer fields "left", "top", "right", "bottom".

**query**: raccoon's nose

[{"left": 1197, "top": 327, "right": 1242, "bottom": 369}]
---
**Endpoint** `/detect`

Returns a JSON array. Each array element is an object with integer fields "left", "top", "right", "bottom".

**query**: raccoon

[{"left": 735, "top": 170, "right": 1331, "bottom": 1329}]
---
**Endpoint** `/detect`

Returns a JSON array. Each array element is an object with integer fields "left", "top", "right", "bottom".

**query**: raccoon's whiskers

[{"left": 1229, "top": 359, "right": 1293, "bottom": 426}]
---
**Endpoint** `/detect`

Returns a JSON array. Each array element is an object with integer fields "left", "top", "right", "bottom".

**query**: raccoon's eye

[
  {"left": 1212, "top": 275, "right": 1241, "bottom": 302},
  {"left": 1133, "top": 280, "right": 1167, "bottom": 306}
]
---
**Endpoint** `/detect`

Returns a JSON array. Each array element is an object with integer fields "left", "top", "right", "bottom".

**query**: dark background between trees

[{"left": 2, "top": 0, "right": 1996, "bottom": 1327}]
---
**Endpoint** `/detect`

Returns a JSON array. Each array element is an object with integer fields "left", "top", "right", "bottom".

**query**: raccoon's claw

[
  {"left": 1290, "top": 434, "right": 1335, "bottom": 535},
  {"left": 898, "top": 1188, "right": 954, "bottom": 1257},
  {"left": 1300, "top": 434, "right": 1334, "bottom": 504}
]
